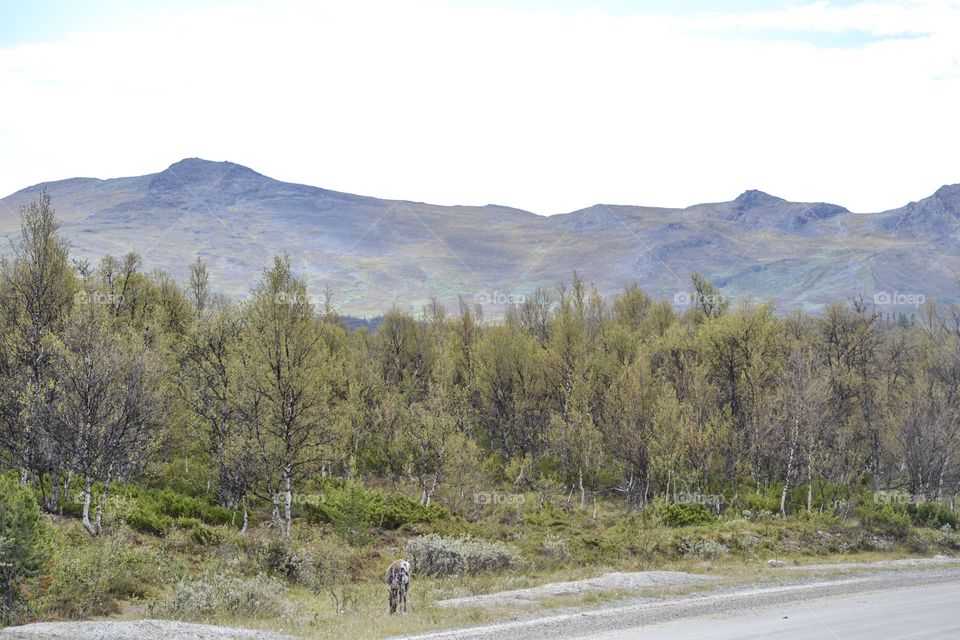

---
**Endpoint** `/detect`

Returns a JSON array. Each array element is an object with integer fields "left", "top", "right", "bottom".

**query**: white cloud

[{"left": 0, "top": 0, "right": 959, "bottom": 214}]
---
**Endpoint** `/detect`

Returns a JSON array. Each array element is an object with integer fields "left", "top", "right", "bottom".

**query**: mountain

[{"left": 2, "top": 158, "right": 958, "bottom": 316}]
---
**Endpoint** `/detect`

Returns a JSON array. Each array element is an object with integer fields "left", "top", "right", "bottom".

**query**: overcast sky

[{"left": 1, "top": 0, "right": 959, "bottom": 214}]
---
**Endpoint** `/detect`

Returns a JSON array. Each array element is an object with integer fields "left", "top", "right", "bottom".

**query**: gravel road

[
  {"left": 400, "top": 564, "right": 960, "bottom": 640},
  {"left": 589, "top": 579, "right": 960, "bottom": 639}
]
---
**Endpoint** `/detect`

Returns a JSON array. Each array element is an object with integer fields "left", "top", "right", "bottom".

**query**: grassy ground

[{"left": 19, "top": 489, "right": 960, "bottom": 640}]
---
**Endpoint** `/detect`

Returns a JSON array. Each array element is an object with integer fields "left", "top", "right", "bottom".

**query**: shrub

[
  {"left": 742, "top": 493, "right": 781, "bottom": 513},
  {"left": 906, "top": 502, "right": 957, "bottom": 530},
  {"left": 38, "top": 530, "right": 170, "bottom": 619},
  {"left": 40, "top": 541, "right": 116, "bottom": 619},
  {"left": 539, "top": 535, "right": 571, "bottom": 562},
  {"left": 657, "top": 501, "right": 715, "bottom": 527},
  {"left": 937, "top": 524, "right": 960, "bottom": 549},
  {"left": 127, "top": 506, "right": 172, "bottom": 536},
  {"left": 405, "top": 534, "right": 519, "bottom": 576},
  {"left": 258, "top": 539, "right": 305, "bottom": 581},
  {"left": 1, "top": 475, "right": 49, "bottom": 623},
  {"left": 380, "top": 492, "right": 447, "bottom": 529},
  {"left": 190, "top": 524, "right": 222, "bottom": 547},
  {"left": 302, "top": 483, "right": 447, "bottom": 545},
  {"left": 149, "top": 573, "right": 290, "bottom": 620},
  {"left": 678, "top": 537, "right": 730, "bottom": 559},
  {"left": 740, "top": 509, "right": 774, "bottom": 522},
  {"left": 175, "top": 517, "right": 203, "bottom": 530},
  {"left": 121, "top": 488, "right": 236, "bottom": 531},
  {"left": 856, "top": 503, "right": 912, "bottom": 538}
]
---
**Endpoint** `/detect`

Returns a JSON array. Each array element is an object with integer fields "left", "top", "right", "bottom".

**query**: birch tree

[
  {"left": 50, "top": 305, "right": 160, "bottom": 535},
  {"left": 239, "top": 256, "right": 331, "bottom": 537}
]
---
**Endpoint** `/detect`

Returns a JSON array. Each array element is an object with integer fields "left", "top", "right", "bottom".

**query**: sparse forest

[{"left": 3, "top": 195, "right": 960, "bottom": 634}]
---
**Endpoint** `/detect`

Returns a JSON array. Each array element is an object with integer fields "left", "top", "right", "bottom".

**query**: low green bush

[
  {"left": 127, "top": 506, "right": 172, "bottom": 536},
  {"left": 38, "top": 531, "right": 171, "bottom": 619},
  {"left": 906, "top": 502, "right": 957, "bottom": 530},
  {"left": 380, "top": 492, "right": 447, "bottom": 529},
  {"left": 657, "top": 501, "right": 715, "bottom": 527},
  {"left": 117, "top": 488, "right": 236, "bottom": 535},
  {"left": 742, "top": 493, "right": 780, "bottom": 514},
  {"left": 1, "top": 475, "right": 50, "bottom": 623},
  {"left": 189, "top": 524, "right": 222, "bottom": 547},
  {"left": 175, "top": 517, "right": 203, "bottom": 529},
  {"left": 301, "top": 483, "right": 447, "bottom": 545},
  {"left": 855, "top": 503, "right": 912, "bottom": 538}
]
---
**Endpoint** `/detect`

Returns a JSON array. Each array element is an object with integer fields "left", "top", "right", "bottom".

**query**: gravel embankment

[
  {"left": 0, "top": 619, "right": 295, "bottom": 640},
  {"left": 436, "top": 570, "right": 716, "bottom": 608}
]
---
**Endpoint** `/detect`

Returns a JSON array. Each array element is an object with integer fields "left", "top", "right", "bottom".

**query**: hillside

[{"left": 2, "top": 158, "right": 958, "bottom": 316}]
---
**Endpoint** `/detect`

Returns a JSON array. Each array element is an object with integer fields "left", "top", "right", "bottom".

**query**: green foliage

[
  {"left": 118, "top": 487, "right": 235, "bottom": 536},
  {"left": 906, "top": 502, "right": 958, "bottom": 530},
  {"left": 189, "top": 524, "right": 222, "bottom": 547},
  {"left": 126, "top": 506, "right": 172, "bottom": 537},
  {"left": 301, "top": 483, "right": 447, "bottom": 545},
  {"left": 0, "top": 475, "right": 50, "bottom": 623},
  {"left": 656, "top": 501, "right": 716, "bottom": 527},
  {"left": 380, "top": 492, "right": 447, "bottom": 529},
  {"left": 38, "top": 529, "right": 172, "bottom": 619},
  {"left": 855, "top": 503, "right": 912, "bottom": 538},
  {"left": 742, "top": 492, "right": 781, "bottom": 514}
]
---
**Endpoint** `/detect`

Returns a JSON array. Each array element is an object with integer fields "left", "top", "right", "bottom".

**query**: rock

[{"left": 767, "top": 559, "right": 786, "bottom": 568}]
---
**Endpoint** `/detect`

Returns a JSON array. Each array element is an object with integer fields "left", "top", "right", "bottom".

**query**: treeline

[{"left": 2, "top": 195, "right": 960, "bottom": 538}]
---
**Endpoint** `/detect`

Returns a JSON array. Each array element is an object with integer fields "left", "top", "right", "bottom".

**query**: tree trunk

[
  {"left": 81, "top": 476, "right": 97, "bottom": 536},
  {"left": 781, "top": 415, "right": 801, "bottom": 517},
  {"left": 49, "top": 465, "right": 60, "bottom": 513},
  {"left": 62, "top": 471, "right": 72, "bottom": 514},
  {"left": 241, "top": 500, "right": 249, "bottom": 535},
  {"left": 423, "top": 472, "right": 439, "bottom": 507},
  {"left": 283, "top": 468, "right": 293, "bottom": 538},
  {"left": 578, "top": 465, "right": 586, "bottom": 510},
  {"left": 95, "top": 465, "right": 113, "bottom": 534}
]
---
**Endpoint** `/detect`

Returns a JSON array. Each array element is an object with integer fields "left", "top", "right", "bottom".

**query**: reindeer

[{"left": 385, "top": 559, "right": 412, "bottom": 614}]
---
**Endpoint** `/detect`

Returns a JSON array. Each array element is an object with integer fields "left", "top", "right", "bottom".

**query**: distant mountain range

[{"left": 2, "top": 158, "right": 958, "bottom": 316}]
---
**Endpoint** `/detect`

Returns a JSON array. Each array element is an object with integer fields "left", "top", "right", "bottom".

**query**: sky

[{"left": 1, "top": 0, "right": 959, "bottom": 214}]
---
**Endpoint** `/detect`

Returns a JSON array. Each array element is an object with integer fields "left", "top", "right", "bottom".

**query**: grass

[{"left": 16, "top": 487, "right": 960, "bottom": 639}]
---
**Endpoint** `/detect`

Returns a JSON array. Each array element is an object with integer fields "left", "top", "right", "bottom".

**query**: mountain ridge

[{"left": 2, "top": 159, "right": 958, "bottom": 316}]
